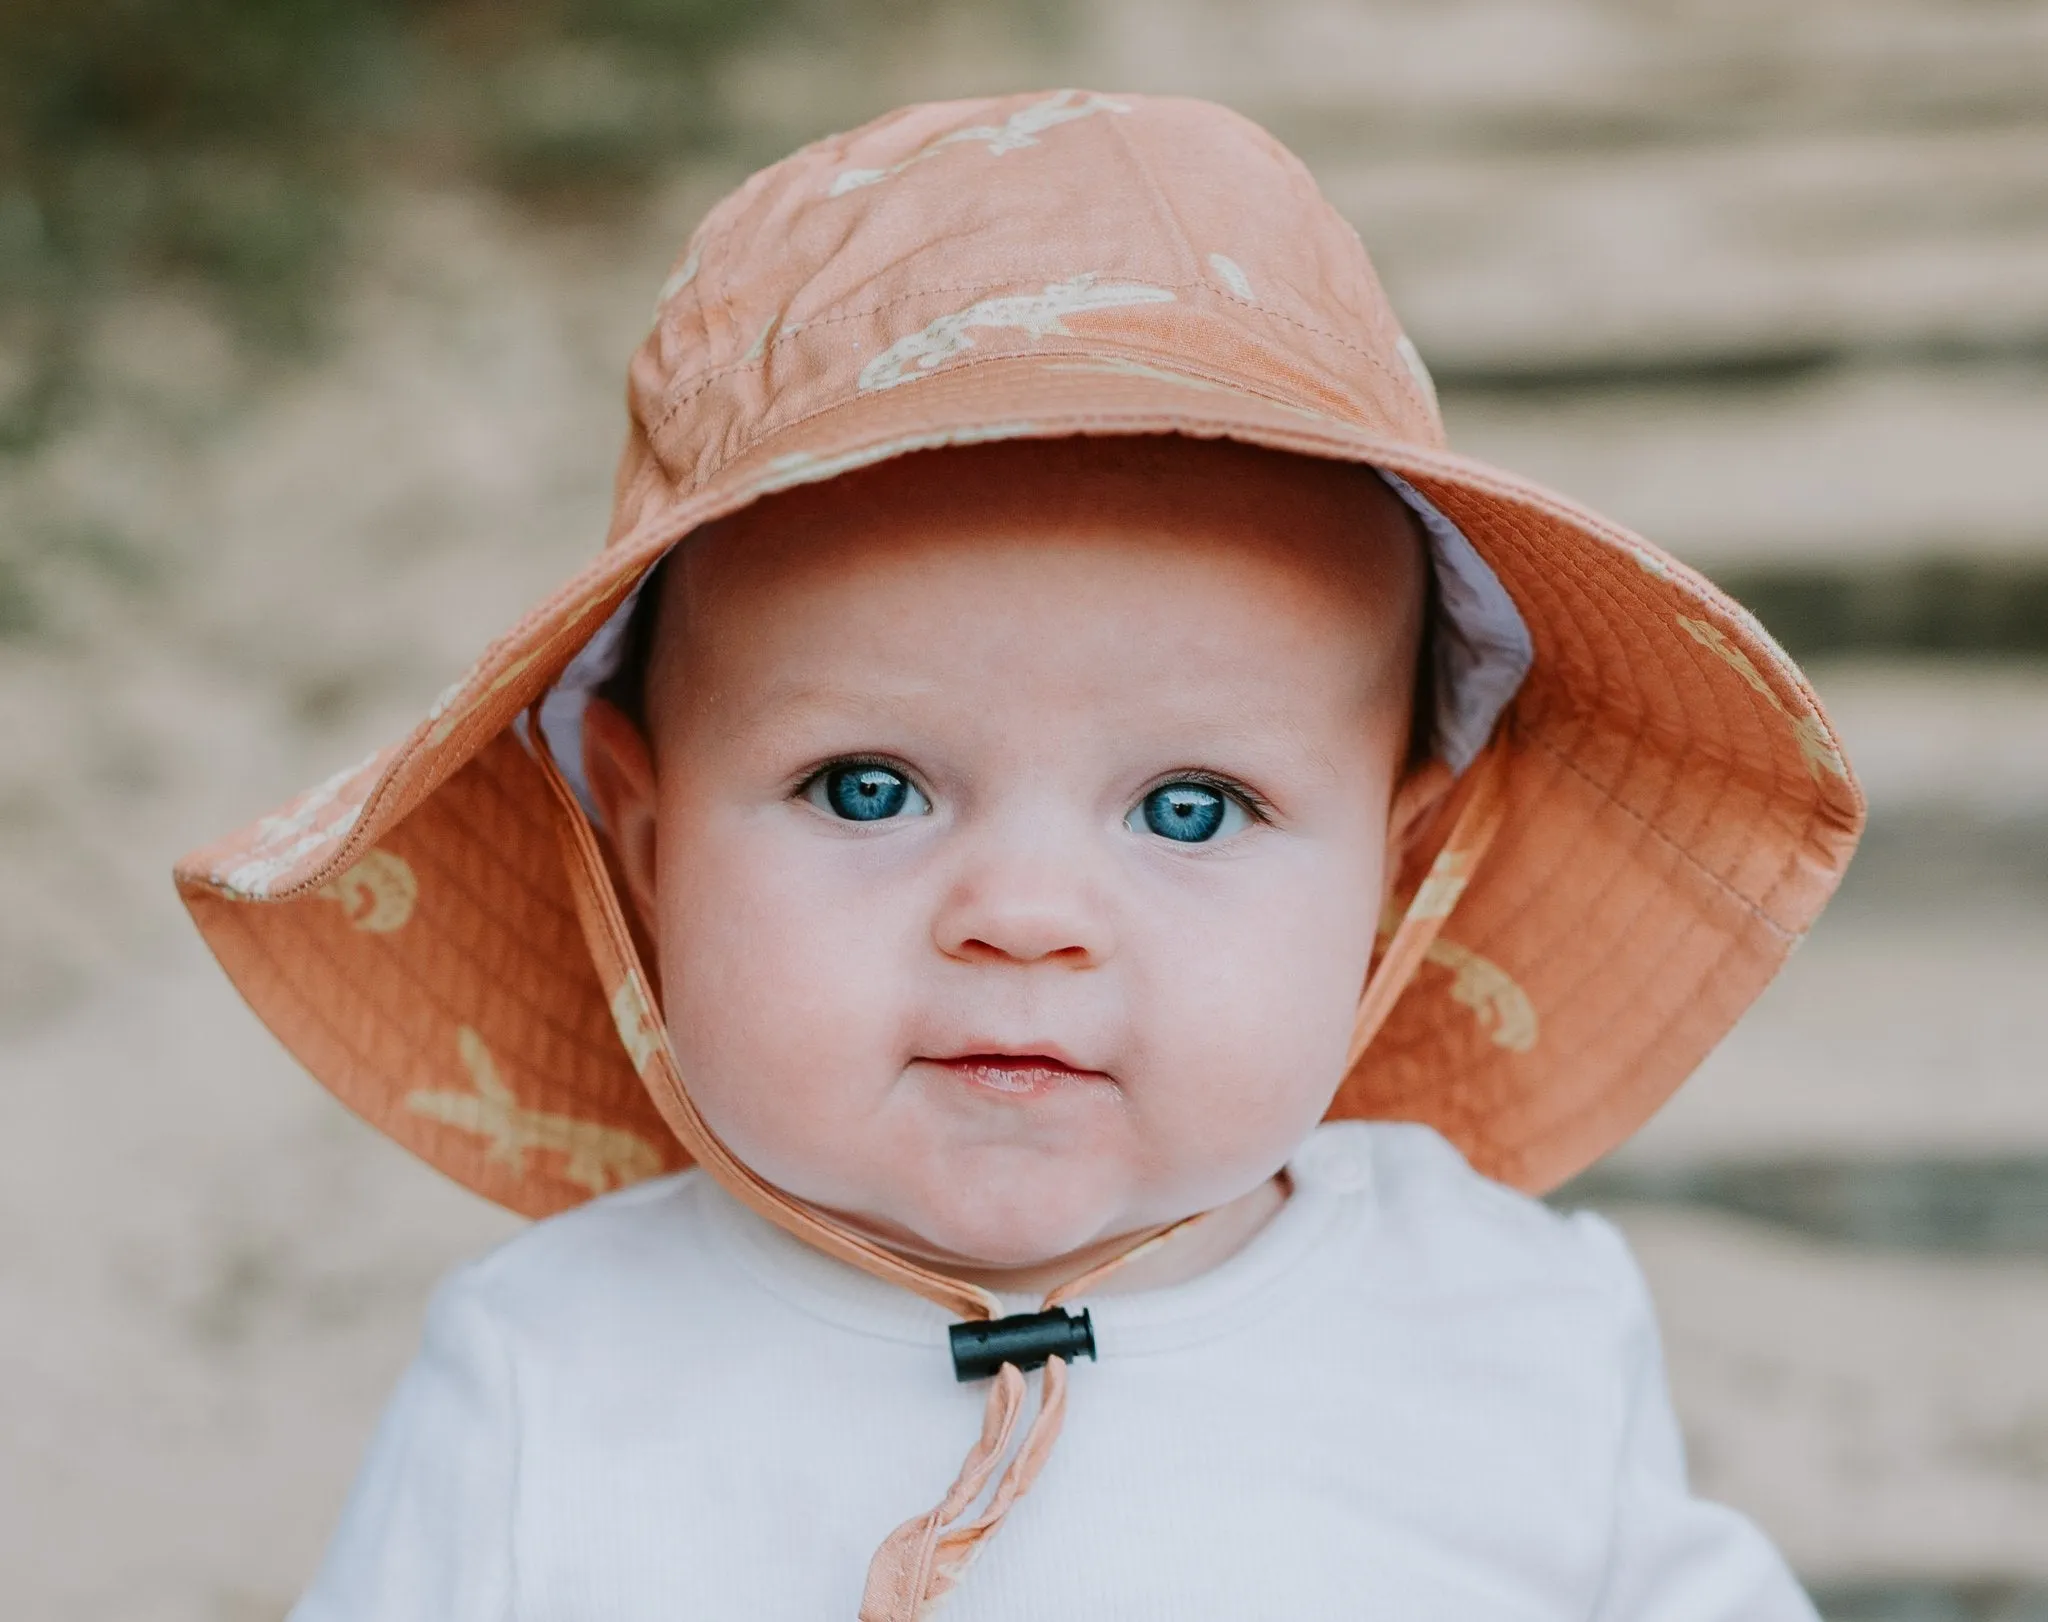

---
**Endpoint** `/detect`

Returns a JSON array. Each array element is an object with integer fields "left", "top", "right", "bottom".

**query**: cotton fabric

[{"left": 293, "top": 1121, "right": 1817, "bottom": 1622}]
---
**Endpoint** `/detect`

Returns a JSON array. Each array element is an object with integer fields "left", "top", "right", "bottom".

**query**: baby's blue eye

[
  {"left": 1127, "top": 781, "right": 1251, "bottom": 843},
  {"left": 805, "top": 764, "right": 931, "bottom": 822}
]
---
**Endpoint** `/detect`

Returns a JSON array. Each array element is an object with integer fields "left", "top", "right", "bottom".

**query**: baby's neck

[{"left": 930, "top": 1173, "right": 1291, "bottom": 1301}]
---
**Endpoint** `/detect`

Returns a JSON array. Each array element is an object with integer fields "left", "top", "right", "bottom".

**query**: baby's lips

[
  {"left": 920, "top": 1036, "right": 1098, "bottom": 1073},
  {"left": 919, "top": 1051, "right": 1117, "bottom": 1098}
]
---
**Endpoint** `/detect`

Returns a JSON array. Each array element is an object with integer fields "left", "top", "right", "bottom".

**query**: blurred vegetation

[{"left": 0, "top": 0, "right": 957, "bottom": 452}]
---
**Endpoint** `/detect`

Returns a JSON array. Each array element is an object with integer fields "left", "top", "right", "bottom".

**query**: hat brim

[{"left": 175, "top": 351, "right": 1864, "bottom": 1213}]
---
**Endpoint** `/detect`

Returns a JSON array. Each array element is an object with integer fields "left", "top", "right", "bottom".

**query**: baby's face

[{"left": 586, "top": 440, "right": 1427, "bottom": 1280}]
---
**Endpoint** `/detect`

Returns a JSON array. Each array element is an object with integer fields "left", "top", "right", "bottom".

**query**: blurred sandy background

[{"left": 2, "top": 3, "right": 2045, "bottom": 1618}]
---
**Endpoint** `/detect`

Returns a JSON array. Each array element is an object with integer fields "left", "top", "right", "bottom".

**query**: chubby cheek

[
  {"left": 1118, "top": 857, "right": 1379, "bottom": 1200},
  {"left": 650, "top": 811, "right": 922, "bottom": 1208}
]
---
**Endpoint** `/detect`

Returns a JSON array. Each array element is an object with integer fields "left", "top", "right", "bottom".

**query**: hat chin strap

[
  {"left": 1349, "top": 729, "right": 1510, "bottom": 1072},
  {"left": 526, "top": 699, "right": 1507, "bottom": 1621}
]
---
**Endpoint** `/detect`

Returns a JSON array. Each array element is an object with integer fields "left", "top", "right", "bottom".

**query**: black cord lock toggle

[{"left": 949, "top": 1307, "right": 1096, "bottom": 1382}]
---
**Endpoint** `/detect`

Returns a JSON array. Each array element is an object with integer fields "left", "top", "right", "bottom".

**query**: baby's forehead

[
  {"left": 627, "top": 438, "right": 1431, "bottom": 753},
  {"left": 721, "top": 435, "right": 1404, "bottom": 543},
  {"left": 666, "top": 436, "right": 1424, "bottom": 624}
]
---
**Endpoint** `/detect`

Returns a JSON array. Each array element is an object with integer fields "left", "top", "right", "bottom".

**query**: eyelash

[
  {"left": 1146, "top": 770, "right": 1273, "bottom": 825},
  {"left": 792, "top": 753, "right": 920, "bottom": 794}
]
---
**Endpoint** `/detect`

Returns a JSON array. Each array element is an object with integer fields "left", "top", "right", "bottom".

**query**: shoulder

[
  {"left": 431, "top": 1169, "right": 727, "bottom": 1346},
  {"left": 1305, "top": 1120, "right": 1645, "bottom": 1311}
]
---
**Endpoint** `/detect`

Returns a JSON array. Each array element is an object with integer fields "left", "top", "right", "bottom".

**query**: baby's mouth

[{"left": 925, "top": 1053, "right": 1112, "bottom": 1098}]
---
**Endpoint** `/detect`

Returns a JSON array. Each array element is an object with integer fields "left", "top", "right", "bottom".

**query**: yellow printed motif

[
  {"left": 1047, "top": 355, "right": 1227, "bottom": 392},
  {"left": 1375, "top": 904, "right": 1539, "bottom": 1054},
  {"left": 755, "top": 421, "right": 1047, "bottom": 498},
  {"left": 1407, "top": 848, "right": 1476, "bottom": 922},
  {"left": 609, "top": 976, "right": 665, "bottom": 1075},
  {"left": 858, "top": 276, "right": 1177, "bottom": 392},
  {"left": 1393, "top": 334, "right": 1439, "bottom": 417},
  {"left": 1676, "top": 615, "right": 1849, "bottom": 781},
  {"left": 1629, "top": 547, "right": 1677, "bottom": 583},
  {"left": 424, "top": 647, "right": 541, "bottom": 749},
  {"left": 407, "top": 1027, "right": 664, "bottom": 1197},
  {"left": 1046, "top": 355, "right": 1346, "bottom": 430},
  {"left": 212, "top": 747, "right": 388, "bottom": 899},
  {"left": 650, "top": 244, "right": 701, "bottom": 318},
  {"left": 424, "top": 579, "right": 624, "bottom": 751},
  {"left": 1207, "top": 253, "right": 1254, "bottom": 299},
  {"left": 828, "top": 90, "right": 1130, "bottom": 196},
  {"left": 315, "top": 849, "right": 417, "bottom": 932},
  {"left": 1424, "top": 938, "right": 1538, "bottom": 1053}
]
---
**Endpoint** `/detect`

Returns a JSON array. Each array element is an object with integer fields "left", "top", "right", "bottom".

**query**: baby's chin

[{"left": 828, "top": 1159, "right": 1150, "bottom": 1282}]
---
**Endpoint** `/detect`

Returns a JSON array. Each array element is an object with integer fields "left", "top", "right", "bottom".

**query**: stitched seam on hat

[
  {"left": 452, "top": 747, "right": 667, "bottom": 1081},
  {"left": 701, "top": 152, "right": 794, "bottom": 358},
  {"left": 1526, "top": 919, "right": 1775, "bottom": 1184},
  {"left": 1160, "top": 103, "right": 1437, "bottom": 416},
  {"left": 1464, "top": 490, "right": 1721, "bottom": 943},
  {"left": 283, "top": 567, "right": 653, "bottom": 898},
  {"left": 1506, "top": 726, "right": 1694, "bottom": 1035},
  {"left": 1204, "top": 278, "right": 1428, "bottom": 421},
  {"left": 1602, "top": 556, "right": 1795, "bottom": 917},
  {"left": 271, "top": 759, "right": 619, "bottom": 1086},
  {"left": 1111, "top": 107, "right": 1206, "bottom": 289},
  {"left": 269, "top": 823, "right": 671, "bottom": 1196},
  {"left": 217, "top": 905, "right": 617, "bottom": 1217},
  {"left": 1521, "top": 505, "right": 1823, "bottom": 928},
  {"left": 209, "top": 910, "right": 416, "bottom": 1155},
  {"left": 1442, "top": 471, "right": 1824, "bottom": 929},
  {"left": 1484, "top": 714, "right": 1689, "bottom": 1071},
  {"left": 1524, "top": 728, "right": 1797, "bottom": 940},
  {"left": 682, "top": 92, "right": 1423, "bottom": 415},
  {"left": 1556, "top": 797, "right": 1717, "bottom": 1073},
  {"left": 1414, "top": 462, "right": 1834, "bottom": 749},
  {"left": 1536, "top": 511, "right": 1732, "bottom": 921},
  {"left": 372, "top": 775, "right": 625, "bottom": 1071},
  {"left": 723, "top": 344, "right": 1376, "bottom": 465},
  {"left": 1449, "top": 791, "right": 1748, "bottom": 1191},
  {"left": 400, "top": 840, "right": 606, "bottom": 1062},
  {"left": 645, "top": 278, "right": 1411, "bottom": 439},
  {"left": 647, "top": 277, "right": 1210, "bottom": 434}
]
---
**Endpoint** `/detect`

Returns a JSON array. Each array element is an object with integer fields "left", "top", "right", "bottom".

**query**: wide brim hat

[{"left": 175, "top": 90, "right": 1864, "bottom": 1220}]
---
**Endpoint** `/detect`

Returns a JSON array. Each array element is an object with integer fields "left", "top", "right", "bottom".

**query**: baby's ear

[
  {"left": 1382, "top": 758, "right": 1457, "bottom": 888},
  {"left": 581, "top": 697, "right": 661, "bottom": 937}
]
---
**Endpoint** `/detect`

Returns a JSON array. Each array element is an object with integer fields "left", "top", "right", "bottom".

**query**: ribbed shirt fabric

[{"left": 293, "top": 1121, "right": 1818, "bottom": 1621}]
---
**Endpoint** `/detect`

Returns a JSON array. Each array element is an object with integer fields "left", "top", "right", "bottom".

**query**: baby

[{"left": 176, "top": 92, "right": 1865, "bottom": 1619}]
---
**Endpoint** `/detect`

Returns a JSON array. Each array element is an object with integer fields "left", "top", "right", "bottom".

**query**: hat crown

[{"left": 614, "top": 91, "right": 1442, "bottom": 542}]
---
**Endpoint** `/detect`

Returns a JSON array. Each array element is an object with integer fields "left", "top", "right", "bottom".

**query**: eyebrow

[{"left": 712, "top": 678, "right": 945, "bottom": 742}]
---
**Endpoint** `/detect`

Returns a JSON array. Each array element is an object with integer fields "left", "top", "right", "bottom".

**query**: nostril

[
  {"left": 935, "top": 878, "right": 1111, "bottom": 966},
  {"left": 952, "top": 937, "right": 1093, "bottom": 966}
]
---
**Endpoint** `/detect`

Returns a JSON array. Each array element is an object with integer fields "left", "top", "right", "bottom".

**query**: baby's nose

[{"left": 931, "top": 844, "right": 1113, "bottom": 968}]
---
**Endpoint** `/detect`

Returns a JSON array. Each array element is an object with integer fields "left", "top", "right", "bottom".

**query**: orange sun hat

[{"left": 175, "top": 90, "right": 1864, "bottom": 1239}]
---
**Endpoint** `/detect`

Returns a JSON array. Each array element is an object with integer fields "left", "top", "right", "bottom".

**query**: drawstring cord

[
  {"left": 1349, "top": 738, "right": 1509, "bottom": 1072},
  {"left": 527, "top": 699, "right": 1508, "bottom": 1621},
  {"left": 856, "top": 1210, "right": 1216, "bottom": 1620}
]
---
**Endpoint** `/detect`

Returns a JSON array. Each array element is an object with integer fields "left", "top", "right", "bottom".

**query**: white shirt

[{"left": 293, "top": 1122, "right": 1817, "bottom": 1621}]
